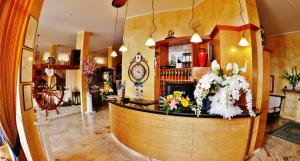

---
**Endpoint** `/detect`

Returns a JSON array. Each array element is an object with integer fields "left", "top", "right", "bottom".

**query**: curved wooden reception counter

[{"left": 109, "top": 101, "right": 261, "bottom": 161}]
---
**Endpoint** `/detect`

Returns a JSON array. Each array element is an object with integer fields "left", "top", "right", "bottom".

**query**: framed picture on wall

[
  {"left": 270, "top": 75, "right": 274, "bottom": 93},
  {"left": 22, "top": 84, "right": 33, "bottom": 111},
  {"left": 20, "top": 49, "right": 33, "bottom": 83},
  {"left": 24, "top": 15, "right": 38, "bottom": 49}
]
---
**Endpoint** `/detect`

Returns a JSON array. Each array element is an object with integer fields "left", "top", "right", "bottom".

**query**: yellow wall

[
  {"left": 266, "top": 32, "right": 300, "bottom": 95},
  {"left": 16, "top": 0, "right": 47, "bottom": 161},
  {"left": 123, "top": 0, "right": 257, "bottom": 99}
]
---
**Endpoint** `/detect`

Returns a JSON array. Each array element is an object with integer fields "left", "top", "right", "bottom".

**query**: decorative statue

[{"left": 166, "top": 30, "right": 175, "bottom": 39}]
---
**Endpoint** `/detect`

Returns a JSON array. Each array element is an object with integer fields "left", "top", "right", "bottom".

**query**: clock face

[
  {"left": 128, "top": 53, "right": 149, "bottom": 84},
  {"left": 131, "top": 63, "right": 146, "bottom": 81}
]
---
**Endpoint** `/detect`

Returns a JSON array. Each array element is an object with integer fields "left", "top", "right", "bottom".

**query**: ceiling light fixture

[
  {"left": 145, "top": 0, "right": 156, "bottom": 47},
  {"left": 119, "top": 1, "right": 128, "bottom": 52},
  {"left": 189, "top": 0, "right": 202, "bottom": 43},
  {"left": 238, "top": 0, "right": 249, "bottom": 47},
  {"left": 111, "top": 8, "right": 119, "bottom": 57},
  {"left": 111, "top": 50, "right": 118, "bottom": 57}
]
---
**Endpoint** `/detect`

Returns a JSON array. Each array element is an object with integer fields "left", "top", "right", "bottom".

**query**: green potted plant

[{"left": 282, "top": 66, "right": 300, "bottom": 90}]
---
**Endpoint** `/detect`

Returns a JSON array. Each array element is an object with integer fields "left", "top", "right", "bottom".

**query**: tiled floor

[
  {"left": 248, "top": 119, "right": 300, "bottom": 161},
  {"left": 47, "top": 104, "right": 300, "bottom": 161},
  {"left": 47, "top": 104, "right": 143, "bottom": 161}
]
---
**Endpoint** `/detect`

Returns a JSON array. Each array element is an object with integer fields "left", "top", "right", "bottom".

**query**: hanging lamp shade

[
  {"left": 119, "top": 1, "right": 128, "bottom": 52},
  {"left": 238, "top": 0, "right": 249, "bottom": 47},
  {"left": 119, "top": 44, "right": 128, "bottom": 52},
  {"left": 145, "top": 0, "right": 156, "bottom": 47},
  {"left": 145, "top": 37, "right": 156, "bottom": 47},
  {"left": 189, "top": 0, "right": 202, "bottom": 43},
  {"left": 111, "top": 50, "right": 118, "bottom": 57},
  {"left": 238, "top": 36, "right": 249, "bottom": 47},
  {"left": 111, "top": 8, "right": 119, "bottom": 57},
  {"left": 190, "top": 32, "right": 202, "bottom": 43}
]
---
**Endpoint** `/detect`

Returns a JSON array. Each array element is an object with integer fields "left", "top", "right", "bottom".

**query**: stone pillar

[{"left": 76, "top": 31, "right": 90, "bottom": 112}]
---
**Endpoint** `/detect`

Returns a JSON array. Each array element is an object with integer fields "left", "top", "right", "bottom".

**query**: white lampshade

[
  {"left": 239, "top": 37, "right": 249, "bottom": 46},
  {"left": 190, "top": 33, "right": 202, "bottom": 43},
  {"left": 145, "top": 37, "right": 156, "bottom": 47},
  {"left": 111, "top": 50, "right": 117, "bottom": 57},
  {"left": 119, "top": 44, "right": 128, "bottom": 52}
]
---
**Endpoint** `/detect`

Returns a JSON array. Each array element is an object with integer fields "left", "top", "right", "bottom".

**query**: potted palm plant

[{"left": 282, "top": 66, "right": 300, "bottom": 90}]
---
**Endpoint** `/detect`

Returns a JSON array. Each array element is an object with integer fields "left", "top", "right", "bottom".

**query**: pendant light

[
  {"left": 189, "top": 0, "right": 202, "bottom": 43},
  {"left": 119, "top": 1, "right": 128, "bottom": 52},
  {"left": 145, "top": 0, "right": 156, "bottom": 47},
  {"left": 111, "top": 8, "right": 119, "bottom": 57},
  {"left": 238, "top": 0, "right": 249, "bottom": 47}
]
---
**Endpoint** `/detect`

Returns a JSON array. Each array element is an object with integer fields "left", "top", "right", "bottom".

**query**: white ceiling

[
  {"left": 38, "top": 0, "right": 300, "bottom": 53},
  {"left": 256, "top": 0, "right": 300, "bottom": 35},
  {"left": 37, "top": 0, "right": 202, "bottom": 53}
]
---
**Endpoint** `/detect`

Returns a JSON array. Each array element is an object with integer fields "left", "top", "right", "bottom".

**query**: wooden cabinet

[{"left": 154, "top": 36, "right": 212, "bottom": 101}]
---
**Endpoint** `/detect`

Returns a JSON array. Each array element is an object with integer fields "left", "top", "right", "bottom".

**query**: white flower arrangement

[{"left": 193, "top": 60, "right": 256, "bottom": 119}]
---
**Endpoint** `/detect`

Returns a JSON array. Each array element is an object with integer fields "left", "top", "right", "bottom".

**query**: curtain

[{"left": 0, "top": 0, "right": 31, "bottom": 160}]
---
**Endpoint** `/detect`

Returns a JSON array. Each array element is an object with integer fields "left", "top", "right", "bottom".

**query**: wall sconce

[
  {"left": 58, "top": 53, "right": 69, "bottom": 63},
  {"left": 95, "top": 57, "right": 105, "bottom": 64}
]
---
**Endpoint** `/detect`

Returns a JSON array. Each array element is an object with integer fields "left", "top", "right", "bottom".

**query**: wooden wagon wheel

[{"left": 33, "top": 72, "right": 65, "bottom": 116}]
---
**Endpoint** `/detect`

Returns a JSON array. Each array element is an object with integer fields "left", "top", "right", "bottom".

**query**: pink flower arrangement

[
  {"left": 169, "top": 100, "right": 177, "bottom": 110},
  {"left": 82, "top": 57, "right": 96, "bottom": 76}
]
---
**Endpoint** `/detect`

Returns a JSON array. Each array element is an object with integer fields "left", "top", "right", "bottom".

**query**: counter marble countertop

[{"left": 109, "top": 100, "right": 261, "bottom": 118}]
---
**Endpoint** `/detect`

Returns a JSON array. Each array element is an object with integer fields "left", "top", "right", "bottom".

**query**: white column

[{"left": 85, "top": 91, "right": 94, "bottom": 114}]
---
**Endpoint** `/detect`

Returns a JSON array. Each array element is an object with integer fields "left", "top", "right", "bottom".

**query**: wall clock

[{"left": 128, "top": 52, "right": 149, "bottom": 84}]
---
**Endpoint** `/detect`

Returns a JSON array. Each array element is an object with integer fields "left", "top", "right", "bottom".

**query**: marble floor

[
  {"left": 248, "top": 119, "right": 300, "bottom": 161},
  {"left": 47, "top": 104, "right": 300, "bottom": 161}
]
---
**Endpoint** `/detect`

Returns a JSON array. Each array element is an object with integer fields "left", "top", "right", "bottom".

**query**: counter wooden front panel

[{"left": 110, "top": 103, "right": 259, "bottom": 161}]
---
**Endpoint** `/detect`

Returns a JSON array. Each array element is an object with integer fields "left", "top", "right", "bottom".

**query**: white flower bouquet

[{"left": 193, "top": 60, "right": 255, "bottom": 119}]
